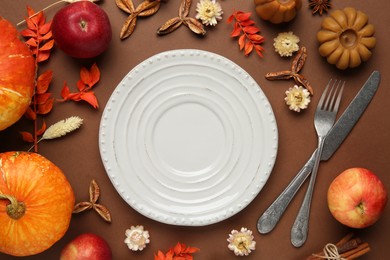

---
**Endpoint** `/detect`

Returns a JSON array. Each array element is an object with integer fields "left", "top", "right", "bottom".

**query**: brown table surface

[{"left": 1, "top": 0, "right": 389, "bottom": 259}]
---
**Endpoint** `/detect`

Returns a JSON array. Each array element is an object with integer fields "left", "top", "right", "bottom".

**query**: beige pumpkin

[
  {"left": 254, "top": 0, "right": 302, "bottom": 24},
  {"left": 0, "top": 17, "right": 36, "bottom": 131},
  {"left": 317, "top": 7, "right": 376, "bottom": 70}
]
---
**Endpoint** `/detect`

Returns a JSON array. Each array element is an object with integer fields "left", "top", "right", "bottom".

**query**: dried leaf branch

[
  {"left": 73, "top": 179, "right": 112, "bottom": 223},
  {"left": 157, "top": 0, "right": 206, "bottom": 36},
  {"left": 116, "top": 0, "right": 162, "bottom": 39},
  {"left": 265, "top": 47, "right": 314, "bottom": 94},
  {"left": 227, "top": 11, "right": 265, "bottom": 57}
]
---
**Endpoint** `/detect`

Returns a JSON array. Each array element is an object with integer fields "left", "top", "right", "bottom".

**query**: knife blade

[{"left": 257, "top": 70, "right": 381, "bottom": 234}]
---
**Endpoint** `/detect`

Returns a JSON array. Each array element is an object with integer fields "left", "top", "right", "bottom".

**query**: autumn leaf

[
  {"left": 59, "top": 63, "right": 101, "bottom": 109},
  {"left": 227, "top": 11, "right": 265, "bottom": 58},
  {"left": 37, "top": 70, "right": 53, "bottom": 94},
  {"left": 19, "top": 6, "right": 55, "bottom": 152},
  {"left": 22, "top": 6, "right": 54, "bottom": 62},
  {"left": 20, "top": 131, "right": 34, "bottom": 143},
  {"left": 154, "top": 242, "right": 199, "bottom": 260}
]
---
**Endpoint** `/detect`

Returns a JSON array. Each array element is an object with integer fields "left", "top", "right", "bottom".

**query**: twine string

[{"left": 313, "top": 243, "right": 346, "bottom": 260}]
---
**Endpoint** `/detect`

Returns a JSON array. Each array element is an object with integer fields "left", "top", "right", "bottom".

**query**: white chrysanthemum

[
  {"left": 273, "top": 31, "right": 300, "bottom": 57},
  {"left": 124, "top": 225, "right": 150, "bottom": 251},
  {"left": 227, "top": 227, "right": 256, "bottom": 256},
  {"left": 285, "top": 85, "right": 311, "bottom": 112},
  {"left": 195, "top": 0, "right": 223, "bottom": 26}
]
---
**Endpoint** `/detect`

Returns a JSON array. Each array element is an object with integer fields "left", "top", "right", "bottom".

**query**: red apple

[
  {"left": 60, "top": 233, "right": 112, "bottom": 260},
  {"left": 51, "top": 1, "right": 112, "bottom": 58},
  {"left": 327, "top": 168, "right": 387, "bottom": 228}
]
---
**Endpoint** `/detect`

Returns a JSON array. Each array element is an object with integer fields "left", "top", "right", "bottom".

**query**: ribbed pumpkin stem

[{"left": 0, "top": 194, "right": 26, "bottom": 220}]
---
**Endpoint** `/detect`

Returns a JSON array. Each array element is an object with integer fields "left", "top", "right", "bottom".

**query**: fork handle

[
  {"left": 291, "top": 138, "right": 325, "bottom": 247},
  {"left": 257, "top": 150, "right": 317, "bottom": 234}
]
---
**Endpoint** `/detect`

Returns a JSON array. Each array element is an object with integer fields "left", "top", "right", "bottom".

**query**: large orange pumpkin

[
  {"left": 254, "top": 0, "right": 302, "bottom": 24},
  {"left": 0, "top": 152, "right": 75, "bottom": 256},
  {"left": 0, "top": 17, "right": 36, "bottom": 131}
]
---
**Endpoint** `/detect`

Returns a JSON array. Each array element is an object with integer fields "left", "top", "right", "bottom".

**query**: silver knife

[{"left": 257, "top": 70, "right": 381, "bottom": 234}]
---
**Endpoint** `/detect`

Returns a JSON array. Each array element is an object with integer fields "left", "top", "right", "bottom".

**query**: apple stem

[{"left": 16, "top": 0, "right": 68, "bottom": 27}]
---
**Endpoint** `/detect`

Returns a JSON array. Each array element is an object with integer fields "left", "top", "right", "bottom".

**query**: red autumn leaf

[
  {"left": 238, "top": 34, "right": 245, "bottom": 50},
  {"left": 231, "top": 24, "right": 241, "bottom": 37},
  {"left": 37, "top": 70, "right": 53, "bottom": 94},
  {"left": 80, "top": 63, "right": 100, "bottom": 87},
  {"left": 61, "top": 83, "right": 71, "bottom": 99},
  {"left": 80, "top": 91, "right": 99, "bottom": 108},
  {"left": 36, "top": 51, "right": 51, "bottom": 62},
  {"left": 240, "top": 19, "right": 255, "bottom": 26},
  {"left": 254, "top": 44, "right": 264, "bottom": 58},
  {"left": 35, "top": 93, "right": 52, "bottom": 105},
  {"left": 248, "top": 34, "right": 264, "bottom": 43},
  {"left": 39, "top": 31, "right": 53, "bottom": 41},
  {"left": 227, "top": 11, "right": 265, "bottom": 58},
  {"left": 244, "top": 41, "right": 254, "bottom": 56},
  {"left": 39, "top": 39, "right": 55, "bottom": 51},
  {"left": 77, "top": 80, "right": 87, "bottom": 92},
  {"left": 24, "top": 107, "right": 37, "bottom": 120},
  {"left": 20, "top": 131, "right": 34, "bottom": 143},
  {"left": 243, "top": 26, "right": 260, "bottom": 34},
  {"left": 20, "top": 29, "right": 37, "bottom": 38},
  {"left": 37, "top": 98, "right": 54, "bottom": 114},
  {"left": 59, "top": 64, "right": 101, "bottom": 109},
  {"left": 38, "top": 21, "right": 52, "bottom": 35},
  {"left": 36, "top": 120, "right": 47, "bottom": 136},
  {"left": 25, "top": 38, "right": 38, "bottom": 47},
  {"left": 89, "top": 63, "right": 100, "bottom": 86},
  {"left": 235, "top": 11, "right": 251, "bottom": 21}
]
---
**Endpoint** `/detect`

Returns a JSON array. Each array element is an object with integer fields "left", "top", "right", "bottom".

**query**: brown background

[{"left": 1, "top": 0, "right": 389, "bottom": 259}]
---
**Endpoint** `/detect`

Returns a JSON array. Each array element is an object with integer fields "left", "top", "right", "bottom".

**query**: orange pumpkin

[
  {"left": 254, "top": 0, "right": 302, "bottom": 24},
  {"left": 0, "top": 17, "right": 36, "bottom": 131},
  {"left": 0, "top": 152, "right": 75, "bottom": 256}
]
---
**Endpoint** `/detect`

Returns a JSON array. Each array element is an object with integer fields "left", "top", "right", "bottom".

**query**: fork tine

[
  {"left": 318, "top": 79, "right": 333, "bottom": 110},
  {"left": 332, "top": 81, "right": 345, "bottom": 112},
  {"left": 325, "top": 80, "right": 340, "bottom": 110}
]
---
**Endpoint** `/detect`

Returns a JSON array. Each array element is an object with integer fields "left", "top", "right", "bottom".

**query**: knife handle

[{"left": 257, "top": 151, "right": 317, "bottom": 234}]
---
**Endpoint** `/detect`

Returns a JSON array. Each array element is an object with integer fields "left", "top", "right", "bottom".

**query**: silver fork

[{"left": 291, "top": 79, "right": 345, "bottom": 247}]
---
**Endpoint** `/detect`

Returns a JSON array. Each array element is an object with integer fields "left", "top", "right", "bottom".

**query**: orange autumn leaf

[
  {"left": 22, "top": 6, "right": 54, "bottom": 63},
  {"left": 37, "top": 70, "right": 53, "bottom": 94},
  {"left": 20, "top": 131, "right": 34, "bottom": 143},
  {"left": 24, "top": 107, "right": 36, "bottom": 120},
  {"left": 37, "top": 98, "right": 54, "bottom": 115},
  {"left": 36, "top": 120, "right": 47, "bottom": 136},
  {"left": 59, "top": 64, "right": 101, "bottom": 109},
  {"left": 80, "top": 91, "right": 99, "bottom": 109},
  {"left": 80, "top": 63, "right": 100, "bottom": 88},
  {"left": 227, "top": 11, "right": 265, "bottom": 58},
  {"left": 20, "top": 6, "right": 55, "bottom": 152},
  {"left": 154, "top": 242, "right": 199, "bottom": 260}
]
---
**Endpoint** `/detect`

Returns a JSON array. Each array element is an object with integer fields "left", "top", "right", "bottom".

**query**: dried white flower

[
  {"left": 285, "top": 85, "right": 311, "bottom": 112},
  {"left": 42, "top": 116, "right": 83, "bottom": 140},
  {"left": 124, "top": 225, "right": 150, "bottom": 251},
  {"left": 227, "top": 227, "right": 256, "bottom": 256},
  {"left": 273, "top": 31, "right": 300, "bottom": 57},
  {"left": 195, "top": 0, "right": 223, "bottom": 26}
]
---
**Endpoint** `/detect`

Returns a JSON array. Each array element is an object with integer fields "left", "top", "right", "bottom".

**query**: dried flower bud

[
  {"left": 227, "top": 227, "right": 256, "bottom": 256},
  {"left": 124, "top": 225, "right": 150, "bottom": 251},
  {"left": 285, "top": 85, "right": 311, "bottom": 112},
  {"left": 274, "top": 31, "right": 300, "bottom": 57},
  {"left": 195, "top": 0, "right": 223, "bottom": 26}
]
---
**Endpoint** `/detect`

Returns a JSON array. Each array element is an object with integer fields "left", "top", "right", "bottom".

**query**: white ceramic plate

[{"left": 99, "top": 49, "right": 278, "bottom": 226}]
